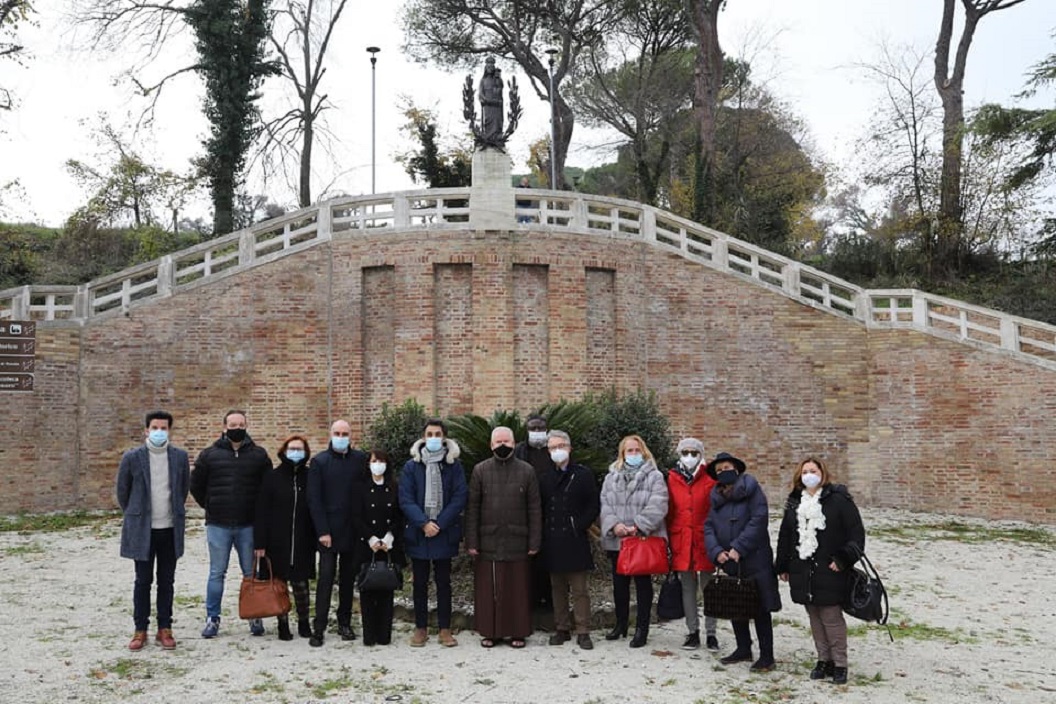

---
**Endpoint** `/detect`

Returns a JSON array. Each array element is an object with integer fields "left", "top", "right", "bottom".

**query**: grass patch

[
  {"left": 250, "top": 671, "right": 284, "bottom": 695},
  {"left": 173, "top": 594, "right": 204, "bottom": 608},
  {"left": 89, "top": 657, "right": 189, "bottom": 681},
  {"left": 5, "top": 543, "right": 44, "bottom": 555},
  {"left": 1, "top": 510, "right": 120, "bottom": 533},
  {"left": 310, "top": 670, "right": 356, "bottom": 699},
  {"left": 871, "top": 521, "right": 1056, "bottom": 549},
  {"left": 876, "top": 616, "right": 978, "bottom": 644},
  {"left": 717, "top": 681, "right": 796, "bottom": 703}
]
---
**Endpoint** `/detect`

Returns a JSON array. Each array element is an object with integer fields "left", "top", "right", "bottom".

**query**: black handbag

[
  {"left": 702, "top": 564, "right": 760, "bottom": 621},
  {"left": 656, "top": 572, "right": 685, "bottom": 621},
  {"left": 356, "top": 554, "right": 402, "bottom": 592},
  {"left": 842, "top": 546, "right": 889, "bottom": 626}
]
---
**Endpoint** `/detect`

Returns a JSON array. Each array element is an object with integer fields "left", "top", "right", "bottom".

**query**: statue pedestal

[{"left": 470, "top": 149, "right": 514, "bottom": 230}]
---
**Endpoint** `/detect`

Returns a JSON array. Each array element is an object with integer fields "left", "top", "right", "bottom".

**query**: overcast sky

[{"left": 0, "top": 0, "right": 1052, "bottom": 227}]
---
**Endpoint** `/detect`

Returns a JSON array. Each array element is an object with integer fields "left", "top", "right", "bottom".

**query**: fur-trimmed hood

[{"left": 409, "top": 437, "right": 461, "bottom": 464}]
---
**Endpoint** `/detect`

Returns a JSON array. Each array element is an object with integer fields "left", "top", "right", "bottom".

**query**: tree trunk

[
  {"left": 551, "top": 93, "right": 575, "bottom": 190},
  {"left": 690, "top": 0, "right": 724, "bottom": 225},
  {"left": 300, "top": 112, "right": 313, "bottom": 208}
]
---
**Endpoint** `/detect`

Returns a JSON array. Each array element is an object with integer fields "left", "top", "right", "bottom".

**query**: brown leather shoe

[
  {"left": 409, "top": 628, "right": 429, "bottom": 647},
  {"left": 438, "top": 628, "right": 458, "bottom": 647},
  {"left": 128, "top": 631, "right": 148, "bottom": 651},
  {"left": 155, "top": 629, "right": 177, "bottom": 650}
]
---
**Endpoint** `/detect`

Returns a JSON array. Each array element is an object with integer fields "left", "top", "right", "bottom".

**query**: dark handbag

[
  {"left": 701, "top": 564, "right": 760, "bottom": 621},
  {"left": 656, "top": 572, "right": 685, "bottom": 620},
  {"left": 616, "top": 535, "right": 669, "bottom": 576},
  {"left": 238, "top": 556, "right": 291, "bottom": 619},
  {"left": 842, "top": 546, "right": 889, "bottom": 626},
  {"left": 356, "top": 554, "right": 402, "bottom": 592}
]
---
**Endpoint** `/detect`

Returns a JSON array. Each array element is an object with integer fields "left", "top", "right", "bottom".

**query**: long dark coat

[
  {"left": 465, "top": 454, "right": 542, "bottom": 561},
  {"left": 253, "top": 457, "right": 317, "bottom": 582},
  {"left": 399, "top": 438, "right": 469, "bottom": 561},
  {"left": 705, "top": 473, "right": 781, "bottom": 613},
  {"left": 306, "top": 445, "right": 368, "bottom": 552},
  {"left": 352, "top": 478, "right": 406, "bottom": 568},
  {"left": 116, "top": 444, "right": 190, "bottom": 561},
  {"left": 538, "top": 462, "right": 600, "bottom": 573},
  {"left": 774, "top": 484, "right": 865, "bottom": 606}
]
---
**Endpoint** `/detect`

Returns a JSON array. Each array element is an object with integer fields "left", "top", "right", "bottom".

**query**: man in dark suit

[
  {"left": 116, "top": 410, "right": 191, "bottom": 651},
  {"left": 307, "top": 418, "right": 368, "bottom": 646}
]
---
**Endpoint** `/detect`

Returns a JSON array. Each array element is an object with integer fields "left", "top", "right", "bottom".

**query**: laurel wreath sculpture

[{"left": 463, "top": 73, "right": 522, "bottom": 151}]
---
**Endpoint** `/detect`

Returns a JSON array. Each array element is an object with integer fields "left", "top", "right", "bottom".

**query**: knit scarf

[
  {"left": 675, "top": 461, "right": 697, "bottom": 485},
  {"left": 421, "top": 445, "right": 447, "bottom": 520},
  {"left": 796, "top": 490, "right": 826, "bottom": 560}
]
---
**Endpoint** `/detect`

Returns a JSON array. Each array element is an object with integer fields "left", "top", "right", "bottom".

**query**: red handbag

[{"left": 616, "top": 535, "right": 669, "bottom": 576}]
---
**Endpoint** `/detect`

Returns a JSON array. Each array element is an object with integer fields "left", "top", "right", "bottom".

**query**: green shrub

[
  {"left": 363, "top": 398, "right": 430, "bottom": 474},
  {"left": 580, "top": 389, "right": 675, "bottom": 473}
]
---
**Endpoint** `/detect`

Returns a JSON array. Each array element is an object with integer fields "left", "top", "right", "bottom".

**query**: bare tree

[
  {"left": 401, "top": 0, "right": 628, "bottom": 189},
  {"left": 933, "top": 0, "right": 1030, "bottom": 275},
  {"left": 259, "top": 0, "right": 349, "bottom": 207}
]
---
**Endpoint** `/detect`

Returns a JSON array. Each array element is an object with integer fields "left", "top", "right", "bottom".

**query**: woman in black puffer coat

[
  {"left": 253, "top": 436, "right": 317, "bottom": 640},
  {"left": 775, "top": 457, "right": 865, "bottom": 686}
]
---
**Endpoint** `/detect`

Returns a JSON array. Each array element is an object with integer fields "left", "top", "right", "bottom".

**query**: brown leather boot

[
  {"left": 409, "top": 628, "right": 429, "bottom": 647},
  {"left": 155, "top": 629, "right": 177, "bottom": 650},
  {"left": 128, "top": 631, "right": 148, "bottom": 651},
  {"left": 438, "top": 628, "right": 458, "bottom": 647}
]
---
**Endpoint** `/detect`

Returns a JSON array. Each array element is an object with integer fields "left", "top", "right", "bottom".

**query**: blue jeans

[{"left": 205, "top": 524, "right": 255, "bottom": 619}]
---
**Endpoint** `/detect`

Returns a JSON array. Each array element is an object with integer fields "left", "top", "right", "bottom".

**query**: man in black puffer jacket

[{"left": 190, "top": 410, "right": 272, "bottom": 639}]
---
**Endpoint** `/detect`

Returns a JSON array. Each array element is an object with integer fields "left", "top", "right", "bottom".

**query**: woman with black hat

[{"left": 704, "top": 451, "right": 781, "bottom": 672}]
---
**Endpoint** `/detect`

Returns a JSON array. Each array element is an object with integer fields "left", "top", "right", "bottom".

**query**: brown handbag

[
  {"left": 238, "top": 556, "right": 291, "bottom": 619},
  {"left": 702, "top": 563, "right": 760, "bottom": 621}
]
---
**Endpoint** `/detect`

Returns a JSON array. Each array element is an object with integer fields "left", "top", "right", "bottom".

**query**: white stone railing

[{"left": 3, "top": 188, "right": 1055, "bottom": 368}]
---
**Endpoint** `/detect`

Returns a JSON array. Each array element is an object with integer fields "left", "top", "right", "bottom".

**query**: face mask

[
  {"left": 286, "top": 449, "right": 305, "bottom": 463},
  {"left": 680, "top": 455, "right": 701, "bottom": 470},
  {"left": 528, "top": 431, "right": 548, "bottom": 448},
  {"left": 148, "top": 429, "right": 168, "bottom": 447},
  {"left": 625, "top": 453, "right": 643, "bottom": 467},
  {"left": 425, "top": 436, "right": 443, "bottom": 453},
  {"left": 370, "top": 462, "right": 387, "bottom": 476},
  {"left": 494, "top": 444, "right": 514, "bottom": 459},
  {"left": 801, "top": 473, "right": 822, "bottom": 489},
  {"left": 331, "top": 436, "right": 350, "bottom": 452},
  {"left": 716, "top": 469, "right": 738, "bottom": 485},
  {"left": 226, "top": 428, "right": 247, "bottom": 444},
  {"left": 550, "top": 448, "right": 569, "bottom": 465}
]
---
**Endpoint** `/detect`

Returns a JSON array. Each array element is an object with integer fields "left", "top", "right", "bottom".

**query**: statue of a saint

[
  {"left": 479, "top": 58, "right": 504, "bottom": 143},
  {"left": 463, "top": 56, "right": 522, "bottom": 151}
]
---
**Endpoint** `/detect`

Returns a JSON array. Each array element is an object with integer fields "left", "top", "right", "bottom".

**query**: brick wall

[{"left": 2, "top": 230, "right": 1054, "bottom": 522}]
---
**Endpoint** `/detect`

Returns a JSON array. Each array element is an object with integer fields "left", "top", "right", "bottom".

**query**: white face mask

[
  {"left": 680, "top": 455, "right": 701, "bottom": 470},
  {"left": 549, "top": 448, "right": 569, "bottom": 465},
  {"left": 370, "top": 462, "right": 387, "bottom": 477},
  {"left": 801, "top": 473, "right": 822, "bottom": 489},
  {"left": 528, "top": 431, "right": 548, "bottom": 448}
]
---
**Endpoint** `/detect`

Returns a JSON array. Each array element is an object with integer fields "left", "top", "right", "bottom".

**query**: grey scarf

[{"left": 421, "top": 445, "right": 447, "bottom": 520}]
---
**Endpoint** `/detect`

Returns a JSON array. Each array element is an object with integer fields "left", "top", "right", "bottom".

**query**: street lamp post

[
  {"left": 367, "top": 46, "right": 380, "bottom": 194},
  {"left": 545, "top": 48, "right": 559, "bottom": 189}
]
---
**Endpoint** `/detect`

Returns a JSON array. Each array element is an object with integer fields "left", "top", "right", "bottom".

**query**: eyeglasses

[{"left": 680, "top": 450, "right": 701, "bottom": 457}]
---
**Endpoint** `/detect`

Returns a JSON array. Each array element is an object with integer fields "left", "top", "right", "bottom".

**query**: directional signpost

[{"left": 0, "top": 321, "right": 35, "bottom": 392}]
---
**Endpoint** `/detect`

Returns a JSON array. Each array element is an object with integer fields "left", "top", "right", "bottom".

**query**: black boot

[
  {"left": 337, "top": 623, "right": 356, "bottom": 641},
  {"left": 605, "top": 621, "right": 628, "bottom": 640},
  {"left": 309, "top": 631, "right": 324, "bottom": 647},
  {"left": 298, "top": 620, "right": 312, "bottom": 638},
  {"left": 277, "top": 615, "right": 293, "bottom": 641},
  {"left": 291, "top": 581, "right": 312, "bottom": 638},
  {"left": 681, "top": 631, "right": 700, "bottom": 650},
  {"left": 811, "top": 660, "right": 835, "bottom": 680},
  {"left": 832, "top": 666, "right": 848, "bottom": 685},
  {"left": 629, "top": 627, "right": 649, "bottom": 648}
]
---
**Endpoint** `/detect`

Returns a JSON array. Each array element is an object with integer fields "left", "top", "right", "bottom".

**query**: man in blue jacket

[
  {"left": 116, "top": 410, "right": 190, "bottom": 651},
  {"left": 190, "top": 410, "right": 271, "bottom": 638},
  {"left": 399, "top": 419, "right": 468, "bottom": 647},
  {"left": 307, "top": 418, "right": 368, "bottom": 646}
]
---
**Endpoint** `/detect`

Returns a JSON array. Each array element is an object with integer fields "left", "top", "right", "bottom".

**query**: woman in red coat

[{"left": 666, "top": 437, "right": 719, "bottom": 651}]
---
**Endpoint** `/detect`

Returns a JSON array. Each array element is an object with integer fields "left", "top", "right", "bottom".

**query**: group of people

[{"left": 117, "top": 409, "right": 866, "bottom": 685}]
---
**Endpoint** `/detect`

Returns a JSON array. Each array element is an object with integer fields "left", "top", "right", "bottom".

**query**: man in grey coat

[{"left": 116, "top": 410, "right": 191, "bottom": 651}]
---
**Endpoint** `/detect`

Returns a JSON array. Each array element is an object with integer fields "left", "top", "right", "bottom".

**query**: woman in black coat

[
  {"left": 352, "top": 450, "right": 405, "bottom": 646},
  {"left": 704, "top": 452, "right": 781, "bottom": 672},
  {"left": 253, "top": 435, "right": 317, "bottom": 640},
  {"left": 775, "top": 457, "right": 865, "bottom": 685}
]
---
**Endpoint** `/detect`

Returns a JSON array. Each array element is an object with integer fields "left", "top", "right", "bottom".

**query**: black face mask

[
  {"left": 226, "top": 428, "right": 247, "bottom": 444},
  {"left": 716, "top": 469, "right": 738, "bottom": 485},
  {"left": 494, "top": 444, "right": 514, "bottom": 459}
]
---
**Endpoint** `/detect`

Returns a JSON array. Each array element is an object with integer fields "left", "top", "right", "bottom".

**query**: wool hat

[
  {"left": 676, "top": 437, "right": 705, "bottom": 455},
  {"left": 705, "top": 451, "right": 747, "bottom": 479}
]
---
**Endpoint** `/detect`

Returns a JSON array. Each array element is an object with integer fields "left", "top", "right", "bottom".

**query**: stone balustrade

[{"left": 3, "top": 188, "right": 1054, "bottom": 369}]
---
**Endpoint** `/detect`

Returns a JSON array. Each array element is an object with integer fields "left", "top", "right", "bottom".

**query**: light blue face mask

[
  {"left": 286, "top": 449, "right": 306, "bottom": 463},
  {"left": 625, "top": 453, "right": 644, "bottom": 467},
  {"left": 425, "top": 437, "right": 443, "bottom": 453},
  {"left": 331, "top": 436, "right": 350, "bottom": 452},
  {"left": 148, "top": 429, "right": 169, "bottom": 447}
]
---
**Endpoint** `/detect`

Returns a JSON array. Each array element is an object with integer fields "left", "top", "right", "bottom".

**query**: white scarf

[{"left": 796, "top": 490, "right": 826, "bottom": 560}]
